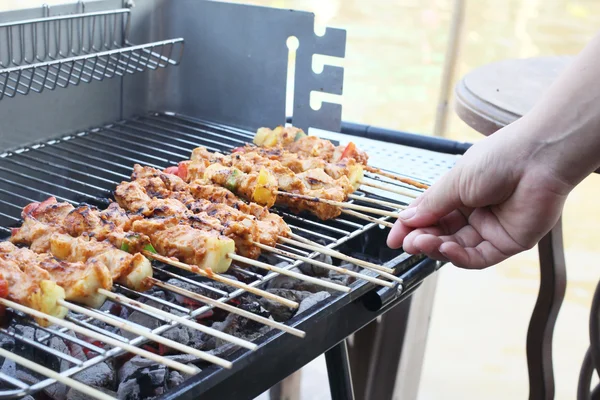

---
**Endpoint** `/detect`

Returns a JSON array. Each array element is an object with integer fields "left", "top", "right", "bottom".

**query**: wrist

[{"left": 515, "top": 112, "right": 598, "bottom": 190}]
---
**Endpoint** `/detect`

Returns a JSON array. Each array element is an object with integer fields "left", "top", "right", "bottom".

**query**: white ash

[
  {"left": 118, "top": 355, "right": 198, "bottom": 383},
  {"left": 208, "top": 313, "right": 270, "bottom": 349},
  {"left": 71, "top": 362, "right": 115, "bottom": 388},
  {"left": 295, "top": 254, "right": 334, "bottom": 276},
  {"left": 258, "top": 289, "right": 315, "bottom": 321},
  {"left": 67, "top": 386, "right": 117, "bottom": 400},
  {"left": 296, "top": 292, "right": 331, "bottom": 314},
  {"left": 324, "top": 263, "right": 362, "bottom": 287},
  {"left": 119, "top": 299, "right": 168, "bottom": 340},
  {"left": 117, "top": 355, "right": 199, "bottom": 400},
  {"left": 168, "top": 371, "right": 185, "bottom": 388}
]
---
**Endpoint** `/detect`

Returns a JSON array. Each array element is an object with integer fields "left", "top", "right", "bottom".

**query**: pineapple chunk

[
  {"left": 253, "top": 128, "right": 271, "bottom": 146},
  {"left": 118, "top": 254, "right": 153, "bottom": 292},
  {"left": 348, "top": 165, "right": 364, "bottom": 191},
  {"left": 29, "top": 280, "right": 68, "bottom": 327},
  {"left": 252, "top": 167, "right": 277, "bottom": 207},
  {"left": 197, "top": 236, "right": 235, "bottom": 273}
]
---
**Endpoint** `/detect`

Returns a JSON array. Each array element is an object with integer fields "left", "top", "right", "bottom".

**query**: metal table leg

[
  {"left": 526, "top": 217, "right": 567, "bottom": 400},
  {"left": 326, "top": 340, "right": 356, "bottom": 400}
]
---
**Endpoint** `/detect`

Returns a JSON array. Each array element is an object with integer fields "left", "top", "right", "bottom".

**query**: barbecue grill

[{"left": 0, "top": 1, "right": 464, "bottom": 399}]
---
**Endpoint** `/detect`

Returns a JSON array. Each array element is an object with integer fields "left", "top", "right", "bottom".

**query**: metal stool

[{"left": 454, "top": 55, "right": 572, "bottom": 400}]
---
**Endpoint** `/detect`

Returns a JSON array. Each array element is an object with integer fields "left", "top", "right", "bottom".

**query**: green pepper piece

[
  {"left": 120, "top": 242, "right": 130, "bottom": 252},
  {"left": 143, "top": 244, "right": 157, "bottom": 254},
  {"left": 225, "top": 169, "right": 240, "bottom": 192},
  {"left": 294, "top": 131, "right": 307, "bottom": 141}
]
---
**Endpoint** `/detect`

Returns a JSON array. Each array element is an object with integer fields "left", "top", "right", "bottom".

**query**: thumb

[{"left": 398, "top": 167, "right": 464, "bottom": 228}]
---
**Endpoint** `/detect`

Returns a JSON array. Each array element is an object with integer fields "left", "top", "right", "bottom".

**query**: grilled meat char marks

[
  {"left": 130, "top": 164, "right": 290, "bottom": 248},
  {"left": 115, "top": 179, "right": 262, "bottom": 260},
  {"left": 11, "top": 197, "right": 152, "bottom": 292},
  {"left": 0, "top": 241, "right": 112, "bottom": 309},
  {"left": 187, "top": 146, "right": 351, "bottom": 220}
]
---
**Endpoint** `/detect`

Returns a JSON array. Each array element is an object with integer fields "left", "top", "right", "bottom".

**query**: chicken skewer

[
  {"left": 0, "top": 253, "right": 68, "bottom": 327},
  {"left": 113, "top": 181, "right": 350, "bottom": 293},
  {"left": 252, "top": 125, "right": 430, "bottom": 190},
  {"left": 11, "top": 199, "right": 153, "bottom": 293},
  {"left": 4, "top": 228, "right": 257, "bottom": 353},
  {"left": 173, "top": 146, "right": 401, "bottom": 222},
  {"left": 118, "top": 174, "right": 393, "bottom": 288},
  {"left": 177, "top": 147, "right": 353, "bottom": 220},
  {"left": 139, "top": 164, "right": 400, "bottom": 280},
  {"left": 15, "top": 197, "right": 299, "bottom": 309},
  {"left": 230, "top": 144, "right": 418, "bottom": 202}
]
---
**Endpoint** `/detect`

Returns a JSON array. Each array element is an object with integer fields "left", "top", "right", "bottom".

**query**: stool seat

[{"left": 455, "top": 56, "right": 572, "bottom": 136}]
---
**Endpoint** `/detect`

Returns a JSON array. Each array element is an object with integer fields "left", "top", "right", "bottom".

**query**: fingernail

[
  {"left": 398, "top": 207, "right": 416, "bottom": 220},
  {"left": 439, "top": 246, "right": 448, "bottom": 257}
]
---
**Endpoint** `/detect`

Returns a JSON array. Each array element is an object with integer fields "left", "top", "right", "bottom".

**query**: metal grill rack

[
  {"left": 0, "top": 7, "right": 184, "bottom": 99},
  {"left": 0, "top": 112, "right": 416, "bottom": 398}
]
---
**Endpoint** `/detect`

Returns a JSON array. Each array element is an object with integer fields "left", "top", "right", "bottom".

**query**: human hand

[{"left": 386, "top": 122, "right": 573, "bottom": 269}]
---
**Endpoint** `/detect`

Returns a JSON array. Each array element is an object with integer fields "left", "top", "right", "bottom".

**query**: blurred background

[{"left": 4, "top": 0, "right": 600, "bottom": 398}]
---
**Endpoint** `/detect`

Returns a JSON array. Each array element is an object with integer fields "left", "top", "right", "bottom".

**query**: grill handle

[
  {"left": 340, "top": 122, "right": 472, "bottom": 155},
  {"left": 285, "top": 118, "right": 472, "bottom": 155},
  {"left": 361, "top": 258, "right": 440, "bottom": 312}
]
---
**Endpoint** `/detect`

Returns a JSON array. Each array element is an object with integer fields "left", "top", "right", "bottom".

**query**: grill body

[{"left": 0, "top": 1, "right": 454, "bottom": 399}]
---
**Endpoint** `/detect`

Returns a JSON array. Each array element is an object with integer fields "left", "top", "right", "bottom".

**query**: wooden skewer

[
  {"left": 97, "top": 289, "right": 258, "bottom": 351},
  {"left": 227, "top": 253, "right": 350, "bottom": 293},
  {"left": 342, "top": 209, "right": 394, "bottom": 228},
  {"left": 0, "top": 298, "right": 199, "bottom": 376},
  {"left": 364, "top": 165, "right": 430, "bottom": 189},
  {"left": 274, "top": 191, "right": 402, "bottom": 218},
  {"left": 0, "top": 347, "right": 117, "bottom": 400},
  {"left": 58, "top": 300, "right": 233, "bottom": 369},
  {"left": 358, "top": 179, "right": 417, "bottom": 200},
  {"left": 348, "top": 194, "right": 406, "bottom": 210},
  {"left": 252, "top": 241, "right": 394, "bottom": 288},
  {"left": 280, "top": 235, "right": 403, "bottom": 284},
  {"left": 142, "top": 250, "right": 299, "bottom": 309},
  {"left": 149, "top": 278, "right": 306, "bottom": 338}
]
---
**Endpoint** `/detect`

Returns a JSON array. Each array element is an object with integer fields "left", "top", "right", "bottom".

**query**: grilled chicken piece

[
  {"left": 116, "top": 179, "right": 263, "bottom": 259},
  {"left": 63, "top": 203, "right": 149, "bottom": 253},
  {"left": 11, "top": 212, "right": 152, "bottom": 292},
  {"left": 132, "top": 164, "right": 291, "bottom": 245},
  {"left": 231, "top": 145, "right": 365, "bottom": 191},
  {"left": 189, "top": 147, "right": 349, "bottom": 220},
  {"left": 48, "top": 232, "right": 152, "bottom": 292},
  {"left": 131, "top": 217, "right": 234, "bottom": 273},
  {"left": 253, "top": 126, "right": 307, "bottom": 148},
  {"left": 0, "top": 248, "right": 68, "bottom": 327},
  {"left": 0, "top": 242, "right": 112, "bottom": 309},
  {"left": 253, "top": 126, "right": 369, "bottom": 165}
]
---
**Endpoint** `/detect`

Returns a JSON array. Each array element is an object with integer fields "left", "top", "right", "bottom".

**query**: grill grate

[{"left": 0, "top": 112, "right": 403, "bottom": 398}]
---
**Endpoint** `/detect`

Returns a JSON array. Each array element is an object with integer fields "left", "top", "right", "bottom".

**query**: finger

[
  {"left": 438, "top": 224, "right": 483, "bottom": 249},
  {"left": 402, "top": 227, "right": 445, "bottom": 254},
  {"left": 386, "top": 220, "right": 414, "bottom": 249},
  {"left": 411, "top": 234, "right": 449, "bottom": 262},
  {"left": 439, "top": 241, "right": 509, "bottom": 269},
  {"left": 438, "top": 208, "right": 471, "bottom": 235},
  {"left": 398, "top": 167, "right": 464, "bottom": 228}
]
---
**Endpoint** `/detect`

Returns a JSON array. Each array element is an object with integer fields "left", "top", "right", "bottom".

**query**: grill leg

[
  {"left": 326, "top": 339, "right": 356, "bottom": 400},
  {"left": 526, "top": 217, "right": 567, "bottom": 400}
]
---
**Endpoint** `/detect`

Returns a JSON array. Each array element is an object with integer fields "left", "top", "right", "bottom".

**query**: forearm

[{"left": 516, "top": 31, "right": 600, "bottom": 187}]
